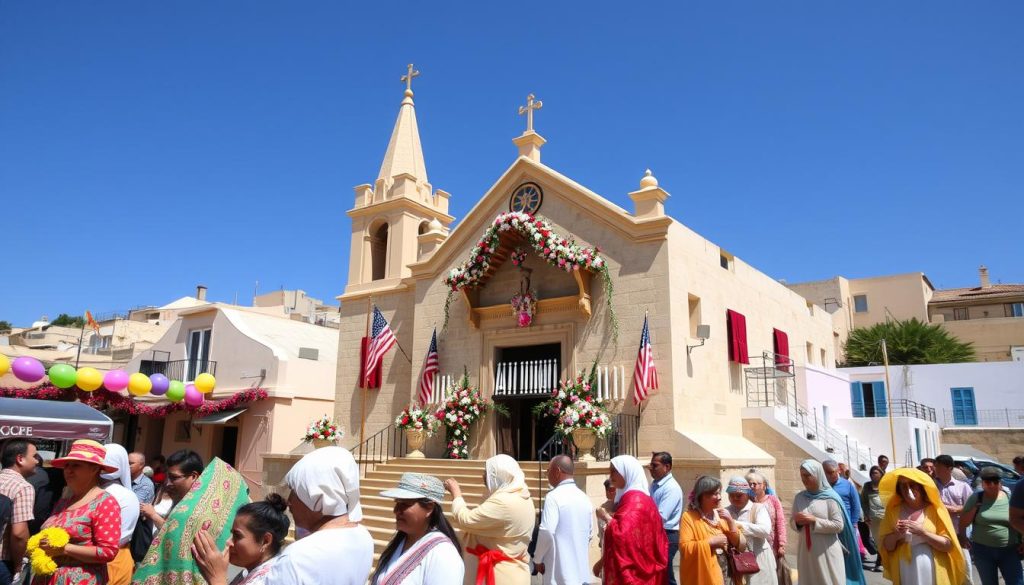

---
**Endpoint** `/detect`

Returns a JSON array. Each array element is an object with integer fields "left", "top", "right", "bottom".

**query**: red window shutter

[
  {"left": 726, "top": 310, "right": 750, "bottom": 364},
  {"left": 359, "top": 336, "right": 382, "bottom": 389},
  {"left": 773, "top": 328, "right": 790, "bottom": 372}
]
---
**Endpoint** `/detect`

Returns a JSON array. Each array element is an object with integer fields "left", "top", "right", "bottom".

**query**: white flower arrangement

[{"left": 302, "top": 415, "right": 344, "bottom": 443}]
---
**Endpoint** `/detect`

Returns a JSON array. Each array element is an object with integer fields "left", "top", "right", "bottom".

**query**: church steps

[{"left": 354, "top": 457, "right": 546, "bottom": 559}]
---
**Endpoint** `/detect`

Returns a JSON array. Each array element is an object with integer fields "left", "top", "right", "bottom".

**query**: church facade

[{"left": 334, "top": 75, "right": 838, "bottom": 481}]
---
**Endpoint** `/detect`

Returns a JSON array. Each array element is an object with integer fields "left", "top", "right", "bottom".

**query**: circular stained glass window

[{"left": 509, "top": 182, "right": 543, "bottom": 214}]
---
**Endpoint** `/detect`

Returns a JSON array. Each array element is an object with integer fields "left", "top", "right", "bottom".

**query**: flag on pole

[
  {"left": 633, "top": 314, "right": 659, "bottom": 404},
  {"left": 364, "top": 306, "right": 397, "bottom": 387},
  {"left": 417, "top": 328, "right": 440, "bottom": 405},
  {"left": 85, "top": 311, "right": 100, "bottom": 334}
]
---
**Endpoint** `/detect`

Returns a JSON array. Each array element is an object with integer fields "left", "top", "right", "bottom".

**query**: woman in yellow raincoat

[{"left": 878, "top": 468, "right": 966, "bottom": 585}]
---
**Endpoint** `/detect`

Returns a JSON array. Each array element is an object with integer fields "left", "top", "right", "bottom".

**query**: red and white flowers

[
  {"left": 301, "top": 415, "right": 344, "bottom": 443},
  {"left": 395, "top": 405, "right": 440, "bottom": 434},
  {"left": 444, "top": 212, "right": 605, "bottom": 291},
  {"left": 435, "top": 373, "right": 504, "bottom": 459},
  {"left": 511, "top": 291, "right": 537, "bottom": 327},
  {"left": 535, "top": 372, "right": 612, "bottom": 438}
]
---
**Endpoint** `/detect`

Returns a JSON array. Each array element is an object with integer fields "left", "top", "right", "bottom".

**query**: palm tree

[{"left": 843, "top": 318, "right": 975, "bottom": 366}]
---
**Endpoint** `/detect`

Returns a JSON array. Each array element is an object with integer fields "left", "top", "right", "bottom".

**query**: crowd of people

[{"left": 6, "top": 438, "right": 1024, "bottom": 585}]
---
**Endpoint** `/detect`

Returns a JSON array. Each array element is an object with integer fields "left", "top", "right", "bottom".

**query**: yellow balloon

[
  {"left": 127, "top": 372, "right": 152, "bottom": 397},
  {"left": 76, "top": 367, "right": 103, "bottom": 392},
  {"left": 0, "top": 353, "right": 9, "bottom": 377},
  {"left": 194, "top": 373, "right": 216, "bottom": 394}
]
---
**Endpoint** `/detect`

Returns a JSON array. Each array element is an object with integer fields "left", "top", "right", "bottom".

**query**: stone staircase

[{"left": 357, "top": 458, "right": 547, "bottom": 560}]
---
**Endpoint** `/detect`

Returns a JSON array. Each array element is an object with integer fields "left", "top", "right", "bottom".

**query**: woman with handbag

[
  {"left": 726, "top": 477, "right": 776, "bottom": 585},
  {"left": 792, "top": 460, "right": 866, "bottom": 585},
  {"left": 679, "top": 475, "right": 744, "bottom": 585}
]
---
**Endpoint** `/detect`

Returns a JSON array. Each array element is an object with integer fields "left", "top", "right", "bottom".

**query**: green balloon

[
  {"left": 166, "top": 380, "right": 186, "bottom": 402},
  {"left": 48, "top": 364, "right": 78, "bottom": 389}
]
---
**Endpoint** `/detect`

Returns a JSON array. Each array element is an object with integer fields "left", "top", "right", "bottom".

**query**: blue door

[
  {"left": 850, "top": 382, "right": 865, "bottom": 417},
  {"left": 951, "top": 387, "right": 978, "bottom": 425},
  {"left": 851, "top": 381, "right": 887, "bottom": 417}
]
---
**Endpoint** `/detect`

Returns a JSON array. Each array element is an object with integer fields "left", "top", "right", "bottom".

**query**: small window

[
  {"left": 688, "top": 294, "right": 702, "bottom": 338},
  {"left": 953, "top": 307, "right": 969, "bottom": 321},
  {"left": 719, "top": 250, "right": 734, "bottom": 271},
  {"left": 1007, "top": 303, "right": 1024, "bottom": 318},
  {"left": 853, "top": 295, "right": 868, "bottom": 313}
]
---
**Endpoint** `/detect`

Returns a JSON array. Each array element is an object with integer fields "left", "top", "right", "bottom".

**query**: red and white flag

[
  {"left": 364, "top": 306, "right": 397, "bottom": 387},
  {"left": 417, "top": 328, "right": 440, "bottom": 405},
  {"left": 633, "top": 314, "right": 659, "bottom": 404}
]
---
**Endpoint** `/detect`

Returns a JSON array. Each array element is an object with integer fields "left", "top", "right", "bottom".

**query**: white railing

[
  {"left": 593, "top": 365, "right": 629, "bottom": 402},
  {"left": 424, "top": 374, "right": 456, "bottom": 405},
  {"left": 494, "top": 359, "right": 559, "bottom": 397}
]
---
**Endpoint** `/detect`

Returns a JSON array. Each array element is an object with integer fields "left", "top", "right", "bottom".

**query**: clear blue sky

[{"left": 2, "top": 2, "right": 1021, "bottom": 326}]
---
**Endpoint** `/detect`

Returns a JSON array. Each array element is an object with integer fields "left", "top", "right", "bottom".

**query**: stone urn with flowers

[
  {"left": 395, "top": 405, "right": 439, "bottom": 458},
  {"left": 302, "top": 415, "right": 343, "bottom": 449}
]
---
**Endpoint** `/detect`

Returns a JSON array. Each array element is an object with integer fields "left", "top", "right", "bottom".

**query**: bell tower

[{"left": 346, "top": 64, "right": 452, "bottom": 291}]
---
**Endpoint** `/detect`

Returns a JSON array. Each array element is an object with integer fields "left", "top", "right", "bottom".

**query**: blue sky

[{"left": 1, "top": 2, "right": 1021, "bottom": 326}]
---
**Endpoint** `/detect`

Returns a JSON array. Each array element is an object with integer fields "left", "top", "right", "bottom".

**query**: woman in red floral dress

[{"left": 33, "top": 440, "right": 121, "bottom": 585}]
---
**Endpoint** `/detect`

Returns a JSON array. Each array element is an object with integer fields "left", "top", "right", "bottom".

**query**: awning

[
  {"left": 193, "top": 408, "right": 247, "bottom": 425},
  {"left": 0, "top": 397, "right": 113, "bottom": 442}
]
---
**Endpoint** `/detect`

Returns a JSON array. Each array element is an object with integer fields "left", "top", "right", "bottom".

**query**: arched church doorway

[{"left": 493, "top": 343, "right": 560, "bottom": 461}]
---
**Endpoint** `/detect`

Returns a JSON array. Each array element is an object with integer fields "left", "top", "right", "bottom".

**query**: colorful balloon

[
  {"left": 47, "top": 364, "right": 78, "bottom": 389},
  {"left": 0, "top": 353, "right": 10, "bottom": 377},
  {"left": 76, "top": 367, "right": 103, "bottom": 392},
  {"left": 194, "top": 373, "right": 216, "bottom": 394},
  {"left": 102, "top": 369, "right": 130, "bottom": 392},
  {"left": 166, "top": 380, "right": 185, "bottom": 402},
  {"left": 184, "top": 384, "right": 204, "bottom": 407},
  {"left": 12, "top": 357, "right": 46, "bottom": 383},
  {"left": 150, "top": 373, "right": 170, "bottom": 396},
  {"left": 127, "top": 372, "right": 152, "bottom": 396}
]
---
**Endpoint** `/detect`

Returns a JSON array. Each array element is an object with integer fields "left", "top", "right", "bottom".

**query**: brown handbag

[{"left": 727, "top": 548, "right": 761, "bottom": 576}]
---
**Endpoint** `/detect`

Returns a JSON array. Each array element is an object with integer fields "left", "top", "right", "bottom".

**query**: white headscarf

[
  {"left": 101, "top": 443, "right": 139, "bottom": 544},
  {"left": 101, "top": 443, "right": 131, "bottom": 489},
  {"left": 610, "top": 455, "right": 648, "bottom": 503},
  {"left": 286, "top": 446, "right": 362, "bottom": 521},
  {"left": 485, "top": 454, "right": 531, "bottom": 499},
  {"left": 800, "top": 459, "right": 832, "bottom": 494}
]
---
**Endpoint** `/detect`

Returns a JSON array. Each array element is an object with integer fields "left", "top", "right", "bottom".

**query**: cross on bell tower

[
  {"left": 401, "top": 63, "right": 420, "bottom": 98},
  {"left": 518, "top": 93, "right": 543, "bottom": 133}
]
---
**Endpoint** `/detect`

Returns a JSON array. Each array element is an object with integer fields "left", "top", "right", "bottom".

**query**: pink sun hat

[{"left": 52, "top": 439, "right": 118, "bottom": 474}]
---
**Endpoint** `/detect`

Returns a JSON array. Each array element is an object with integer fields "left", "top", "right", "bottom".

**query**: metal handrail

[
  {"left": 350, "top": 423, "right": 407, "bottom": 478},
  {"left": 138, "top": 359, "right": 217, "bottom": 381},
  {"left": 943, "top": 409, "right": 1024, "bottom": 428}
]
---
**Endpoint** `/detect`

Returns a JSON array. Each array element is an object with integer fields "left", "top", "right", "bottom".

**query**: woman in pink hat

[{"left": 33, "top": 439, "right": 122, "bottom": 585}]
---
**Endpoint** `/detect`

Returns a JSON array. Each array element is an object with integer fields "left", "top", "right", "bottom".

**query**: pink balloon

[
  {"left": 103, "top": 369, "right": 130, "bottom": 392},
  {"left": 184, "top": 384, "right": 204, "bottom": 407},
  {"left": 12, "top": 357, "right": 46, "bottom": 383}
]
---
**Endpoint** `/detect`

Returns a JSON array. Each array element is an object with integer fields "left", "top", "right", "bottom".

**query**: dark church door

[{"left": 493, "top": 343, "right": 560, "bottom": 460}]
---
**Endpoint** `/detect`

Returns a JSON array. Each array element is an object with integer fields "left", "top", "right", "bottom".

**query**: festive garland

[
  {"left": 441, "top": 211, "right": 617, "bottom": 338},
  {"left": 0, "top": 383, "right": 268, "bottom": 418}
]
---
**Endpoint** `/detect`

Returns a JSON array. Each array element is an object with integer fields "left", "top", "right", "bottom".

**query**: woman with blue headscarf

[{"left": 792, "top": 460, "right": 866, "bottom": 585}]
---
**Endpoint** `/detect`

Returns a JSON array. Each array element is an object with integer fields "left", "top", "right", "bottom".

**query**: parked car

[{"left": 952, "top": 456, "right": 1020, "bottom": 491}]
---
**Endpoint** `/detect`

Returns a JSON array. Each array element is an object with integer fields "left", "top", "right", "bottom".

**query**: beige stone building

[
  {"left": 791, "top": 266, "right": 1024, "bottom": 363},
  {"left": 332, "top": 79, "right": 852, "bottom": 490}
]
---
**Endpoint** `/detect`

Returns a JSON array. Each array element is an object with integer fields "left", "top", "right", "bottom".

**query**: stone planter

[
  {"left": 312, "top": 439, "right": 335, "bottom": 449},
  {"left": 571, "top": 428, "right": 597, "bottom": 462},
  {"left": 405, "top": 428, "right": 427, "bottom": 458}
]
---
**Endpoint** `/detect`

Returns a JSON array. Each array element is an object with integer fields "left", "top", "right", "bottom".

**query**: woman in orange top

[{"left": 680, "top": 475, "right": 744, "bottom": 585}]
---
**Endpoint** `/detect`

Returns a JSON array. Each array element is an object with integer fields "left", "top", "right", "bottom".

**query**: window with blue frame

[
  {"left": 914, "top": 428, "right": 922, "bottom": 462},
  {"left": 950, "top": 387, "right": 978, "bottom": 425},
  {"left": 851, "top": 381, "right": 887, "bottom": 417}
]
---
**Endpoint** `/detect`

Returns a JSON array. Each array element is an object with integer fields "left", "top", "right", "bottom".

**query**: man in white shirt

[{"left": 533, "top": 455, "right": 593, "bottom": 585}]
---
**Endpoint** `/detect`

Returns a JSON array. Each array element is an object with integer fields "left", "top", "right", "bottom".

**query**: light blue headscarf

[{"left": 799, "top": 459, "right": 866, "bottom": 585}]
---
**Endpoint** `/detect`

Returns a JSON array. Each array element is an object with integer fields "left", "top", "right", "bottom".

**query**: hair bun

[{"left": 265, "top": 492, "right": 288, "bottom": 514}]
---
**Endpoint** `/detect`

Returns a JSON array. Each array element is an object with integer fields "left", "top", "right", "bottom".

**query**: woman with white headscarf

[
  {"left": 595, "top": 455, "right": 667, "bottom": 584},
  {"left": 793, "top": 459, "right": 866, "bottom": 585},
  {"left": 267, "top": 447, "right": 374, "bottom": 585},
  {"left": 444, "top": 454, "right": 534, "bottom": 585},
  {"left": 101, "top": 443, "right": 140, "bottom": 585}
]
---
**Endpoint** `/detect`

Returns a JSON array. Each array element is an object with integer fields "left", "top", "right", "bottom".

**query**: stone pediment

[{"left": 408, "top": 156, "right": 671, "bottom": 283}]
